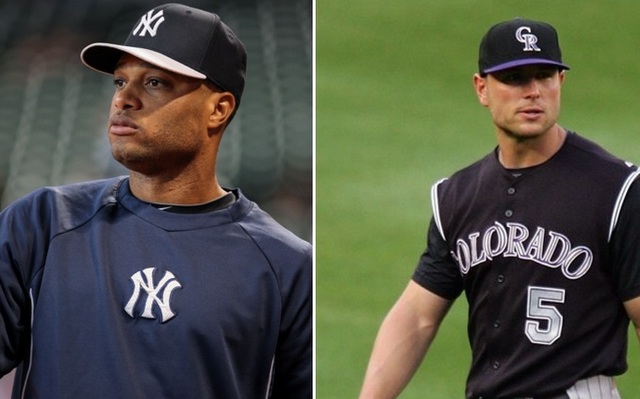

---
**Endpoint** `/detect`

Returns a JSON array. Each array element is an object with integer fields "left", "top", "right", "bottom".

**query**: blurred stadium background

[{"left": 0, "top": 0, "right": 311, "bottom": 396}]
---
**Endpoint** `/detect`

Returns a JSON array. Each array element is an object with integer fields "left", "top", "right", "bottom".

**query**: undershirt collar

[{"left": 149, "top": 191, "right": 237, "bottom": 214}]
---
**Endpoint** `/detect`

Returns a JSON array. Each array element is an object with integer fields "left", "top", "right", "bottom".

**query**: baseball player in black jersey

[{"left": 359, "top": 18, "right": 640, "bottom": 399}]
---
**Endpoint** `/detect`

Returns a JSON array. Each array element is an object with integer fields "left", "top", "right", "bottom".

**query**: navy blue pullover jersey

[
  {"left": 0, "top": 177, "right": 312, "bottom": 398},
  {"left": 413, "top": 132, "right": 640, "bottom": 398}
]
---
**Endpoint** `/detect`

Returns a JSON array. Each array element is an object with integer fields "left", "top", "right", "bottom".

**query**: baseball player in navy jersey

[
  {"left": 359, "top": 18, "right": 640, "bottom": 399},
  {"left": 0, "top": 3, "right": 311, "bottom": 398}
]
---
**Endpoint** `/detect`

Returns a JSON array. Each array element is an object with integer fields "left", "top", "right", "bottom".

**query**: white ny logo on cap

[
  {"left": 515, "top": 26, "right": 541, "bottom": 52},
  {"left": 132, "top": 9, "right": 165, "bottom": 37}
]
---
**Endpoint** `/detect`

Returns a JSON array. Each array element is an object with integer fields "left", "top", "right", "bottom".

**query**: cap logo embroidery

[
  {"left": 132, "top": 9, "right": 165, "bottom": 37},
  {"left": 515, "top": 26, "right": 541, "bottom": 52}
]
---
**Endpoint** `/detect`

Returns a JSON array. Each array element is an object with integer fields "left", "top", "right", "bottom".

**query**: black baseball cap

[
  {"left": 478, "top": 18, "right": 570, "bottom": 75},
  {"left": 81, "top": 3, "right": 247, "bottom": 105}
]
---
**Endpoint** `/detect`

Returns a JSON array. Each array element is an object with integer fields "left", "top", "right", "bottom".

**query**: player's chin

[
  {"left": 503, "top": 125, "right": 550, "bottom": 140},
  {"left": 110, "top": 144, "right": 148, "bottom": 169},
  {"left": 517, "top": 119, "right": 556, "bottom": 134}
]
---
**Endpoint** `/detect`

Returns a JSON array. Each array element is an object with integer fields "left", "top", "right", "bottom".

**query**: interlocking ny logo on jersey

[
  {"left": 515, "top": 26, "right": 541, "bottom": 52},
  {"left": 124, "top": 267, "right": 182, "bottom": 322},
  {"left": 132, "top": 9, "right": 165, "bottom": 37}
]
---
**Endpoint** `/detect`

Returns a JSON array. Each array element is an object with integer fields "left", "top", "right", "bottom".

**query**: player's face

[
  {"left": 108, "top": 54, "right": 228, "bottom": 175},
  {"left": 473, "top": 65, "right": 565, "bottom": 140}
]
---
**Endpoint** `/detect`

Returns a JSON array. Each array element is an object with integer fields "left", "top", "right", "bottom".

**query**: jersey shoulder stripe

[
  {"left": 430, "top": 178, "right": 448, "bottom": 243},
  {"left": 608, "top": 167, "right": 640, "bottom": 241}
]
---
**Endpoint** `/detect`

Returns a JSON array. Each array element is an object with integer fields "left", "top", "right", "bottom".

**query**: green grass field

[{"left": 317, "top": 1, "right": 640, "bottom": 397}]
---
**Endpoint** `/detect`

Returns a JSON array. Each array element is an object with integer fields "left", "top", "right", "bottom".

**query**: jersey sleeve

[
  {"left": 0, "top": 202, "right": 37, "bottom": 375},
  {"left": 412, "top": 217, "right": 464, "bottom": 300},
  {"left": 269, "top": 244, "right": 312, "bottom": 398},
  {"left": 610, "top": 177, "right": 640, "bottom": 301}
]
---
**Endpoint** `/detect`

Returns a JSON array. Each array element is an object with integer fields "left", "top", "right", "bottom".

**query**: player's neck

[
  {"left": 127, "top": 171, "right": 227, "bottom": 205},
  {"left": 497, "top": 125, "right": 566, "bottom": 169}
]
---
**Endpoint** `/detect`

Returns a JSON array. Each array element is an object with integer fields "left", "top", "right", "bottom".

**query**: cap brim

[
  {"left": 80, "top": 43, "right": 207, "bottom": 80},
  {"left": 483, "top": 58, "right": 570, "bottom": 74}
]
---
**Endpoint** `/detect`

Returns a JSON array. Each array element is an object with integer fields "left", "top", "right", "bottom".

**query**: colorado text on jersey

[{"left": 452, "top": 221, "right": 592, "bottom": 280}]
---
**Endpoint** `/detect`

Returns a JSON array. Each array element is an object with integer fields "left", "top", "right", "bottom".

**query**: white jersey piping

[
  {"left": 431, "top": 178, "right": 448, "bottom": 242},
  {"left": 608, "top": 168, "right": 640, "bottom": 242},
  {"left": 20, "top": 289, "right": 35, "bottom": 399},
  {"left": 264, "top": 355, "right": 275, "bottom": 398}
]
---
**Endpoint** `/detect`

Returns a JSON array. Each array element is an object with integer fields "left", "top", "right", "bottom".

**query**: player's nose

[
  {"left": 522, "top": 78, "right": 542, "bottom": 98},
  {"left": 112, "top": 84, "right": 142, "bottom": 111}
]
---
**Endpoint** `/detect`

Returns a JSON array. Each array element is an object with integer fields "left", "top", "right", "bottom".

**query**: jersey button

[
  {"left": 497, "top": 274, "right": 505, "bottom": 283},
  {"left": 505, "top": 209, "right": 513, "bottom": 217},
  {"left": 507, "top": 187, "right": 516, "bottom": 195},
  {"left": 493, "top": 320, "right": 501, "bottom": 328},
  {"left": 492, "top": 361, "right": 501, "bottom": 370}
]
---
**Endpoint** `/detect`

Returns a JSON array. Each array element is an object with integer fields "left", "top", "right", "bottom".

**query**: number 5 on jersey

[{"left": 525, "top": 286, "right": 566, "bottom": 345}]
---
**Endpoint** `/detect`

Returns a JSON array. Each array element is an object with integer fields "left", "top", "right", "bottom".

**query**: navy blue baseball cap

[
  {"left": 478, "top": 18, "right": 570, "bottom": 75},
  {"left": 81, "top": 3, "right": 247, "bottom": 105}
]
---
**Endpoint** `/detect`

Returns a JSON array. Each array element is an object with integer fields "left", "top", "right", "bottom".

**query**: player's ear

[
  {"left": 473, "top": 73, "right": 489, "bottom": 107},
  {"left": 558, "top": 69, "right": 566, "bottom": 84},
  {"left": 207, "top": 91, "right": 236, "bottom": 131}
]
